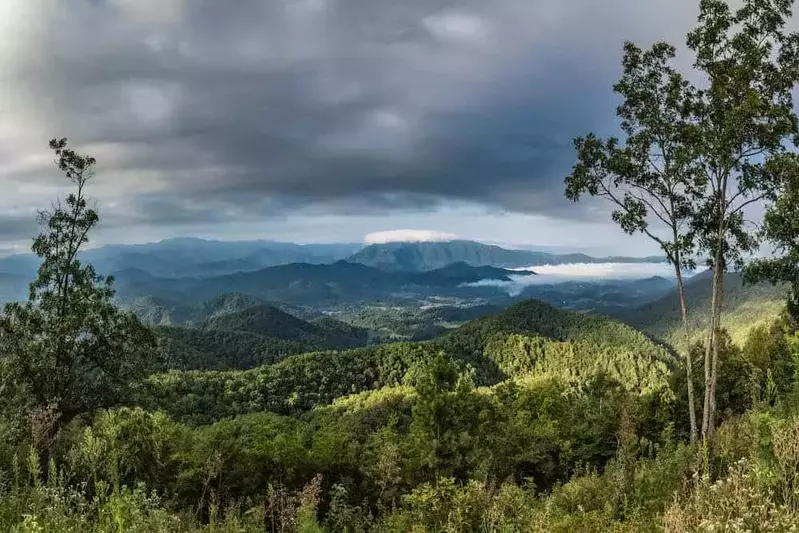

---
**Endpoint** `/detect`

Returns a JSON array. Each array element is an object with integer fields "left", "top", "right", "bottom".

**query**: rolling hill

[
  {"left": 519, "top": 276, "right": 675, "bottom": 314},
  {"left": 141, "top": 299, "right": 674, "bottom": 423},
  {"left": 620, "top": 270, "right": 787, "bottom": 345},
  {"left": 156, "top": 304, "right": 371, "bottom": 371},
  {"left": 119, "top": 292, "right": 319, "bottom": 326},
  {"left": 441, "top": 299, "right": 674, "bottom": 393},
  {"left": 409, "top": 261, "right": 535, "bottom": 285}
]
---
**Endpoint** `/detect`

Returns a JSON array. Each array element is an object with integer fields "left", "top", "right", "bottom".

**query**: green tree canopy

[
  {"left": 0, "top": 139, "right": 155, "bottom": 424},
  {"left": 745, "top": 154, "right": 799, "bottom": 329}
]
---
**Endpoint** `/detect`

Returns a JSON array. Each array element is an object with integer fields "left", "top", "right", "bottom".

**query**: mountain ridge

[
  {"left": 348, "top": 240, "right": 665, "bottom": 271},
  {"left": 111, "top": 261, "right": 539, "bottom": 305},
  {"left": 141, "top": 298, "right": 674, "bottom": 423}
]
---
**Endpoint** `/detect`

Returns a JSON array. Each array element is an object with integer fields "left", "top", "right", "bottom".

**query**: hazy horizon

[{"left": 0, "top": 233, "right": 666, "bottom": 261}]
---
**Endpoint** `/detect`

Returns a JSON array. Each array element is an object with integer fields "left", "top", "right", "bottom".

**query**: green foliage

[
  {"left": 684, "top": 0, "right": 799, "bottom": 440},
  {"left": 408, "top": 353, "right": 495, "bottom": 483},
  {"left": 137, "top": 342, "right": 443, "bottom": 424},
  {"left": 443, "top": 300, "right": 674, "bottom": 392},
  {"left": 6, "top": 1, "right": 799, "bottom": 531},
  {"left": 0, "top": 139, "right": 155, "bottom": 424},
  {"left": 154, "top": 306, "right": 370, "bottom": 371},
  {"left": 447, "top": 300, "right": 671, "bottom": 362},
  {"left": 138, "top": 299, "right": 673, "bottom": 425},
  {"left": 746, "top": 154, "right": 799, "bottom": 328},
  {"left": 483, "top": 334, "right": 671, "bottom": 394},
  {"left": 1, "top": 321, "right": 798, "bottom": 531},
  {"left": 156, "top": 326, "right": 313, "bottom": 371},
  {"left": 67, "top": 408, "right": 178, "bottom": 490},
  {"left": 567, "top": 0, "right": 799, "bottom": 442}
]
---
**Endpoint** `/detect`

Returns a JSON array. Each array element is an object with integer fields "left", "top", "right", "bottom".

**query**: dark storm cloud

[
  {"left": 0, "top": 0, "right": 700, "bottom": 233},
  {"left": 0, "top": 215, "right": 39, "bottom": 242}
]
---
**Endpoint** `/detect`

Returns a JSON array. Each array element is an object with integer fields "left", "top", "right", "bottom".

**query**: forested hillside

[
  {"left": 139, "top": 299, "right": 674, "bottom": 424},
  {"left": 109, "top": 260, "right": 533, "bottom": 306},
  {"left": 622, "top": 271, "right": 786, "bottom": 345},
  {"left": 155, "top": 305, "right": 371, "bottom": 371},
  {"left": 120, "top": 292, "right": 284, "bottom": 326}
]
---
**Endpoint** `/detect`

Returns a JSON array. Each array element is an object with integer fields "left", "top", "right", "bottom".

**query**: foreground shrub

[{"left": 665, "top": 460, "right": 799, "bottom": 533}]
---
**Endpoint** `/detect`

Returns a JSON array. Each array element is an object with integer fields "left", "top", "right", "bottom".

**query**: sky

[{"left": 0, "top": 0, "right": 713, "bottom": 255}]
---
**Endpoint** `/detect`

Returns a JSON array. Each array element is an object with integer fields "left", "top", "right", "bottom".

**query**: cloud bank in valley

[
  {"left": 513, "top": 262, "right": 699, "bottom": 280},
  {"left": 465, "top": 262, "right": 706, "bottom": 295}
]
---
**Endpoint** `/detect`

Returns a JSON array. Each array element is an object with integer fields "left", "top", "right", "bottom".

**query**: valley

[{"left": 0, "top": 239, "right": 690, "bottom": 346}]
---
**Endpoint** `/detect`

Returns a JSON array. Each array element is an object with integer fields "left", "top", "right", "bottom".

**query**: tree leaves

[{"left": 0, "top": 139, "right": 156, "bottom": 423}]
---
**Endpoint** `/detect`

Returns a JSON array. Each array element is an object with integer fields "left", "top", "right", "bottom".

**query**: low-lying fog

[{"left": 465, "top": 262, "right": 708, "bottom": 296}]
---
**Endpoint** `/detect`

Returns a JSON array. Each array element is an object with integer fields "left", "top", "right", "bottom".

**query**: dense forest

[{"left": 4, "top": 1, "right": 799, "bottom": 531}]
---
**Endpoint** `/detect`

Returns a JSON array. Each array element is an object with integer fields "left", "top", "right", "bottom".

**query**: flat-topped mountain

[{"left": 347, "top": 240, "right": 663, "bottom": 271}]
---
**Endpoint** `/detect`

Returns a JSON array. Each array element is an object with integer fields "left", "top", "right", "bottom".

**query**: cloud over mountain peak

[{"left": 363, "top": 230, "right": 458, "bottom": 244}]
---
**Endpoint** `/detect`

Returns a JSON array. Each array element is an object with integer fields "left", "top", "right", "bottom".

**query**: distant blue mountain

[
  {"left": 0, "top": 238, "right": 666, "bottom": 306},
  {"left": 347, "top": 240, "right": 664, "bottom": 272},
  {"left": 109, "top": 261, "right": 536, "bottom": 305},
  {"left": 0, "top": 238, "right": 364, "bottom": 279}
]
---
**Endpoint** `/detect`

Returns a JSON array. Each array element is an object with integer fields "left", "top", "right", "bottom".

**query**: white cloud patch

[
  {"left": 512, "top": 262, "right": 691, "bottom": 280},
  {"left": 423, "top": 11, "right": 490, "bottom": 44},
  {"left": 464, "top": 262, "right": 706, "bottom": 296},
  {"left": 364, "top": 229, "right": 458, "bottom": 244}
]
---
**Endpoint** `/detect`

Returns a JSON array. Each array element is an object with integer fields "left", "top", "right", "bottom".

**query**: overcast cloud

[{"left": 0, "top": 0, "right": 705, "bottom": 252}]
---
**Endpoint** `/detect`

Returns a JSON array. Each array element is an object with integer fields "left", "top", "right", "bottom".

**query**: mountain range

[
  {"left": 112, "top": 261, "right": 537, "bottom": 306},
  {"left": 0, "top": 237, "right": 682, "bottom": 323},
  {"left": 0, "top": 238, "right": 664, "bottom": 283},
  {"left": 347, "top": 240, "right": 664, "bottom": 271},
  {"left": 0, "top": 238, "right": 363, "bottom": 279}
]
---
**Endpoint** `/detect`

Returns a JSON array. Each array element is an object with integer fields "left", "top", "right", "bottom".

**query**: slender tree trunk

[
  {"left": 700, "top": 287, "right": 715, "bottom": 439},
  {"left": 674, "top": 265, "right": 697, "bottom": 444},
  {"left": 701, "top": 177, "right": 728, "bottom": 443},
  {"left": 701, "top": 233, "right": 725, "bottom": 441},
  {"left": 707, "top": 261, "right": 724, "bottom": 442}
]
